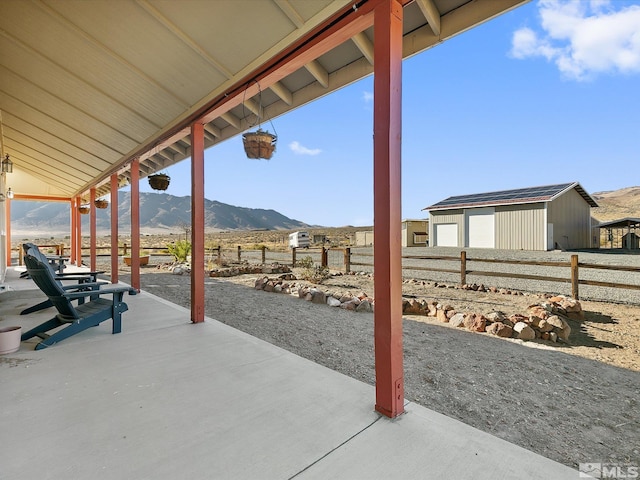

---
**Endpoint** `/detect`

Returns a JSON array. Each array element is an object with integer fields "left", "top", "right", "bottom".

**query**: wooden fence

[
  {"left": 349, "top": 250, "right": 640, "bottom": 301},
  {"left": 17, "top": 243, "right": 640, "bottom": 301}
]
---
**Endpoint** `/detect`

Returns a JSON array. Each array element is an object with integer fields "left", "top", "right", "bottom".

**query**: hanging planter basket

[
  {"left": 148, "top": 173, "right": 170, "bottom": 191},
  {"left": 242, "top": 129, "right": 277, "bottom": 160},
  {"left": 94, "top": 199, "right": 109, "bottom": 209},
  {"left": 79, "top": 205, "right": 90, "bottom": 215}
]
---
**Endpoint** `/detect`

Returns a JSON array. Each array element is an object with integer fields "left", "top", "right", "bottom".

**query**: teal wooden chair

[
  {"left": 20, "top": 243, "right": 107, "bottom": 315},
  {"left": 21, "top": 250, "right": 136, "bottom": 350}
]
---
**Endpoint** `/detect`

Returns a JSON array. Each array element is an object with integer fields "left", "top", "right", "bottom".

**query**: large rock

[
  {"left": 326, "top": 296, "right": 341, "bottom": 307},
  {"left": 309, "top": 289, "right": 326, "bottom": 304},
  {"left": 513, "top": 322, "right": 536, "bottom": 341},
  {"left": 467, "top": 314, "right": 487, "bottom": 333},
  {"left": 556, "top": 317, "right": 572, "bottom": 342},
  {"left": 356, "top": 300, "right": 373, "bottom": 313},
  {"left": 546, "top": 315, "right": 564, "bottom": 329},
  {"left": 436, "top": 309, "right": 449, "bottom": 323},
  {"left": 486, "top": 311, "right": 507, "bottom": 323},
  {"left": 449, "top": 313, "right": 466, "bottom": 328},
  {"left": 403, "top": 299, "right": 423, "bottom": 315},
  {"left": 485, "top": 322, "right": 513, "bottom": 338}
]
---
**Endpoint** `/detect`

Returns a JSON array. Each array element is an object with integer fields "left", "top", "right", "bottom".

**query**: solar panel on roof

[{"left": 430, "top": 183, "right": 575, "bottom": 208}]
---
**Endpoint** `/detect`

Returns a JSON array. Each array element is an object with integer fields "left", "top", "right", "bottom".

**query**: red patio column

[
  {"left": 90, "top": 187, "right": 97, "bottom": 271},
  {"left": 373, "top": 0, "right": 404, "bottom": 418},
  {"left": 75, "top": 195, "right": 82, "bottom": 266},
  {"left": 190, "top": 122, "right": 205, "bottom": 323},
  {"left": 130, "top": 158, "right": 140, "bottom": 291},
  {"left": 70, "top": 198, "right": 76, "bottom": 263},
  {"left": 110, "top": 173, "right": 119, "bottom": 284},
  {"left": 5, "top": 196, "right": 11, "bottom": 266}
]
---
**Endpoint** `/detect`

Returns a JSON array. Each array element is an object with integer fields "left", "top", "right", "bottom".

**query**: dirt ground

[{"left": 117, "top": 261, "right": 640, "bottom": 470}]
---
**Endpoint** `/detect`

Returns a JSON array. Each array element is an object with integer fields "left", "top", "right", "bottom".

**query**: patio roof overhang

[{"left": 0, "top": 0, "right": 528, "bottom": 201}]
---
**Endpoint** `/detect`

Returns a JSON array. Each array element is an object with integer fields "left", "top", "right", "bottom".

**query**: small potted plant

[
  {"left": 79, "top": 205, "right": 90, "bottom": 214},
  {"left": 94, "top": 198, "right": 109, "bottom": 209}
]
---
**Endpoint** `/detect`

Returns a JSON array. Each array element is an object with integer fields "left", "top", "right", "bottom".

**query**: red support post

[
  {"left": 191, "top": 122, "right": 205, "bottom": 323},
  {"left": 130, "top": 159, "right": 141, "bottom": 291},
  {"left": 70, "top": 198, "right": 76, "bottom": 264},
  {"left": 75, "top": 195, "right": 82, "bottom": 266},
  {"left": 90, "top": 187, "right": 97, "bottom": 271},
  {"left": 373, "top": 0, "right": 404, "bottom": 418},
  {"left": 110, "top": 173, "right": 119, "bottom": 284}
]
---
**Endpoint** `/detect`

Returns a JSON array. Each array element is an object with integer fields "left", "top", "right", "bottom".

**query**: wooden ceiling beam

[
  {"left": 352, "top": 32, "right": 374, "bottom": 65},
  {"left": 416, "top": 0, "right": 441, "bottom": 36},
  {"left": 269, "top": 81, "right": 293, "bottom": 106},
  {"left": 304, "top": 60, "right": 329, "bottom": 88}
]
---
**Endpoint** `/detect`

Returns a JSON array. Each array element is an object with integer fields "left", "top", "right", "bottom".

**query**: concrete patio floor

[{"left": 0, "top": 267, "right": 580, "bottom": 479}]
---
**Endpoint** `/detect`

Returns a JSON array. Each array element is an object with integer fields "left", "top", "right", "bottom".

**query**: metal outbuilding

[
  {"left": 595, "top": 217, "right": 640, "bottom": 250},
  {"left": 425, "top": 182, "right": 599, "bottom": 251}
]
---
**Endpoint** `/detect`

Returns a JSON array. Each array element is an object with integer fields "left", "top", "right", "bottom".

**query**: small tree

[{"left": 167, "top": 240, "right": 191, "bottom": 263}]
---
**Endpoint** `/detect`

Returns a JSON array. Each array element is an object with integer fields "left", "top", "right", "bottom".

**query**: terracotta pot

[
  {"left": 0, "top": 326, "right": 22, "bottom": 355},
  {"left": 123, "top": 255, "right": 150, "bottom": 266}
]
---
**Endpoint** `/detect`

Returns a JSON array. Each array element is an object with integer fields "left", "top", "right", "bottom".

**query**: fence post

[
  {"left": 292, "top": 247, "right": 297, "bottom": 267},
  {"left": 261, "top": 245, "right": 266, "bottom": 264},
  {"left": 571, "top": 254, "right": 579, "bottom": 300},
  {"left": 237, "top": 245, "right": 241, "bottom": 262},
  {"left": 344, "top": 247, "right": 351, "bottom": 273},
  {"left": 18, "top": 244, "right": 23, "bottom": 266},
  {"left": 321, "top": 247, "right": 328, "bottom": 267},
  {"left": 217, "top": 246, "right": 222, "bottom": 265},
  {"left": 460, "top": 250, "right": 467, "bottom": 286},
  {"left": 123, "top": 243, "right": 128, "bottom": 256}
]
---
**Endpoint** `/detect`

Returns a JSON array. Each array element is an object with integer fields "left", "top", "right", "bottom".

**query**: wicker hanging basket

[
  {"left": 242, "top": 129, "right": 277, "bottom": 160},
  {"left": 79, "top": 205, "right": 90, "bottom": 214},
  {"left": 94, "top": 199, "right": 109, "bottom": 209},
  {"left": 148, "top": 173, "right": 170, "bottom": 191}
]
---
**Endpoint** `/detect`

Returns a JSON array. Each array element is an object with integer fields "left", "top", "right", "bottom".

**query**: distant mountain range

[{"left": 10, "top": 192, "right": 310, "bottom": 235}]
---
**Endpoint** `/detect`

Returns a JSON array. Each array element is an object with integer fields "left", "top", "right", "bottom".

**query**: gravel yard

[{"left": 116, "top": 247, "right": 640, "bottom": 471}]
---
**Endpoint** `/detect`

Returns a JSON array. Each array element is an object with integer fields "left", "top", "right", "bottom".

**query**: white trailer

[{"left": 289, "top": 231, "right": 310, "bottom": 249}]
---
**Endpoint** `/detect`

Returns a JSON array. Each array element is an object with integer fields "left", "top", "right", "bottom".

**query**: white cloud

[
  {"left": 289, "top": 141, "right": 322, "bottom": 156},
  {"left": 362, "top": 91, "right": 373, "bottom": 103},
  {"left": 511, "top": 0, "right": 640, "bottom": 80}
]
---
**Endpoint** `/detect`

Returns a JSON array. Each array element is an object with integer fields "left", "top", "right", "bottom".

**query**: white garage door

[
  {"left": 435, "top": 224, "right": 458, "bottom": 247},
  {"left": 466, "top": 208, "right": 495, "bottom": 248}
]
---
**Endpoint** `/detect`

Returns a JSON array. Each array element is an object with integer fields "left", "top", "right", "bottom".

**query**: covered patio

[
  {"left": 1, "top": 267, "right": 577, "bottom": 479},
  {"left": 0, "top": 0, "right": 581, "bottom": 477}
]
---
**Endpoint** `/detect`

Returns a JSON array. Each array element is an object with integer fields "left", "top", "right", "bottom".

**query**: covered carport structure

[
  {"left": 0, "top": 0, "right": 529, "bottom": 418},
  {"left": 596, "top": 217, "right": 640, "bottom": 250}
]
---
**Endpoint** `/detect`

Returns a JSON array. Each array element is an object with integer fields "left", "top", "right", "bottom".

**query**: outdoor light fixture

[
  {"left": 6, "top": 188, "right": 13, "bottom": 199},
  {"left": 1, "top": 154, "right": 13, "bottom": 174}
]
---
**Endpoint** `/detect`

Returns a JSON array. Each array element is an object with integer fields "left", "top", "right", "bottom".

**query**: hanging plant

[
  {"left": 240, "top": 80, "right": 278, "bottom": 160},
  {"left": 242, "top": 129, "right": 277, "bottom": 160},
  {"left": 148, "top": 173, "right": 170, "bottom": 191},
  {"left": 94, "top": 198, "right": 109, "bottom": 209},
  {"left": 79, "top": 205, "right": 90, "bottom": 214}
]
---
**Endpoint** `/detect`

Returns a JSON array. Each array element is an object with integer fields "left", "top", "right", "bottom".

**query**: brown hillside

[{"left": 591, "top": 186, "right": 640, "bottom": 222}]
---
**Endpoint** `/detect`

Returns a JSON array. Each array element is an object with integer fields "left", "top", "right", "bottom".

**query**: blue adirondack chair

[
  {"left": 20, "top": 243, "right": 107, "bottom": 315},
  {"left": 20, "top": 250, "right": 136, "bottom": 350}
]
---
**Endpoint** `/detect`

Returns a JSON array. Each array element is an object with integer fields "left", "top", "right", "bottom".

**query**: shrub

[
  {"left": 297, "top": 256, "right": 330, "bottom": 283},
  {"left": 167, "top": 240, "right": 191, "bottom": 263}
]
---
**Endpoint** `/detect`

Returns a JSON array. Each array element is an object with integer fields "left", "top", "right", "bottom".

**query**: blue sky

[{"left": 137, "top": 0, "right": 640, "bottom": 227}]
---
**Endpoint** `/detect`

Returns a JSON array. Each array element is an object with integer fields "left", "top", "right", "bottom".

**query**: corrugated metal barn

[{"left": 425, "top": 183, "right": 599, "bottom": 251}]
